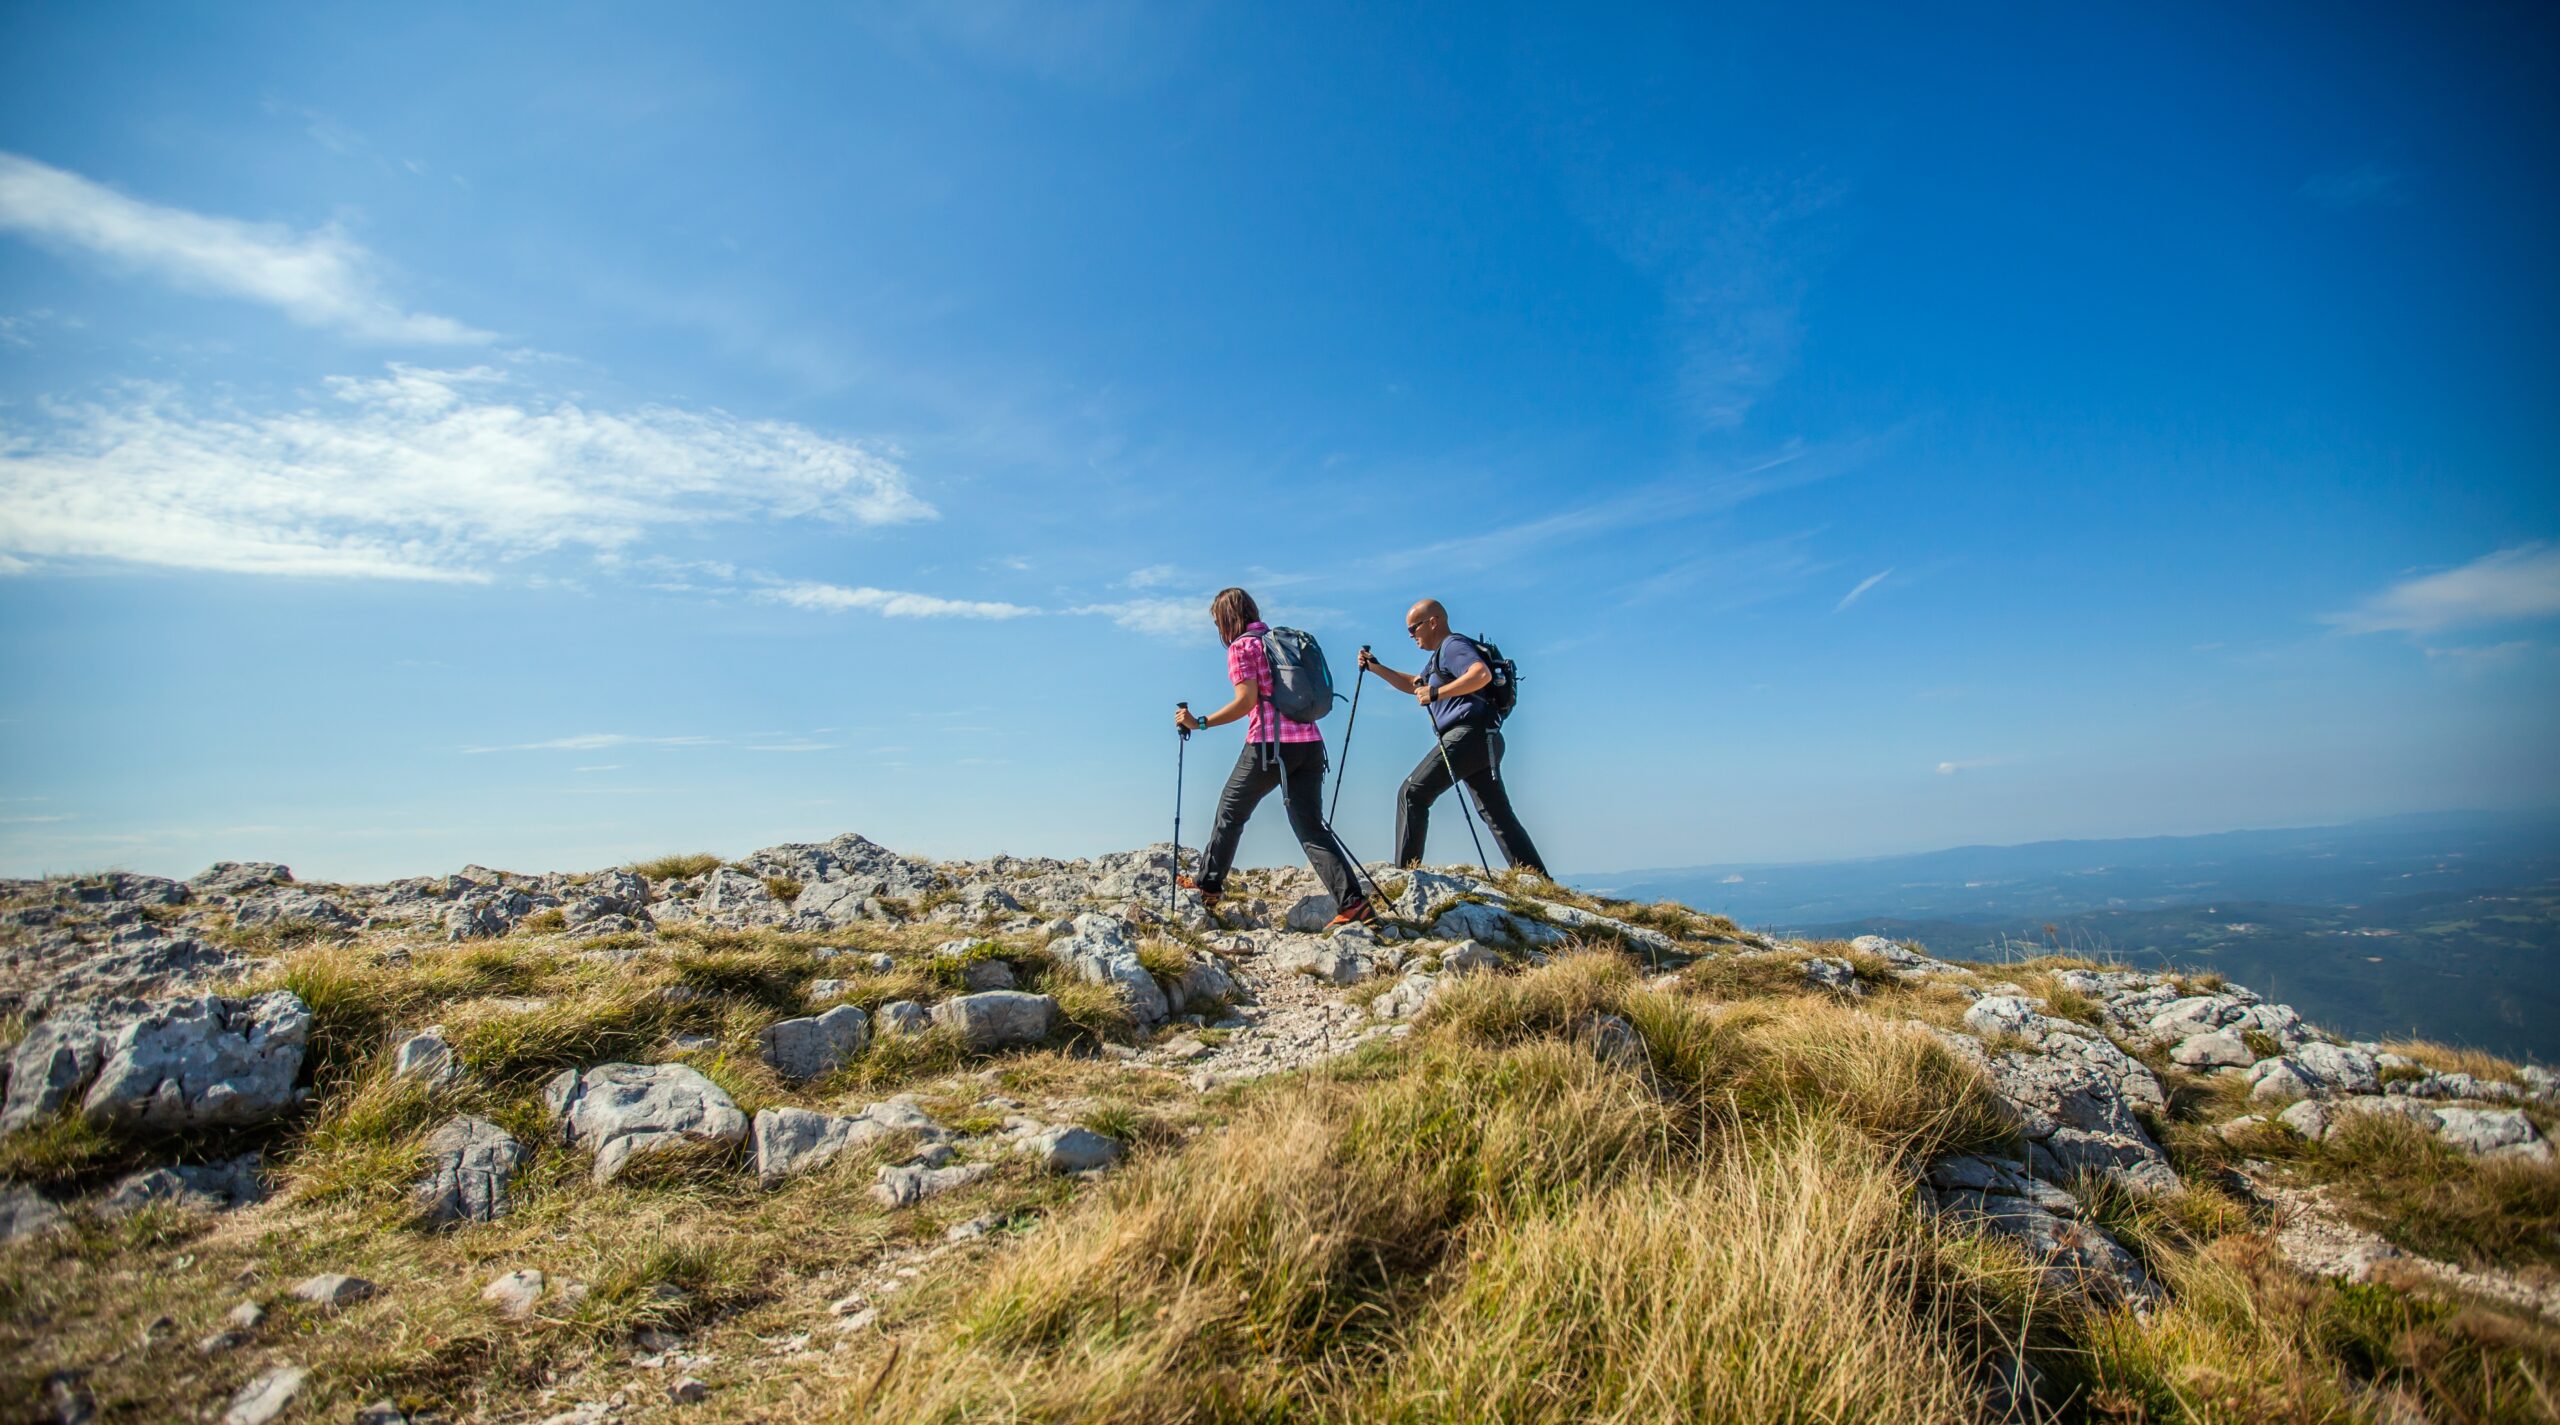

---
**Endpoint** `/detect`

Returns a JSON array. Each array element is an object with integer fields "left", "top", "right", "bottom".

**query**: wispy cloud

[
  {"left": 1072, "top": 596, "right": 1212, "bottom": 642},
  {"left": 1123, "top": 563, "right": 1180, "bottom": 589},
  {"left": 2299, "top": 163, "right": 2409, "bottom": 211},
  {"left": 741, "top": 739, "right": 840, "bottom": 753},
  {"left": 1833, "top": 567, "right": 1892, "bottom": 612},
  {"left": 2423, "top": 640, "right": 2535, "bottom": 671},
  {"left": 757, "top": 579, "right": 1037, "bottom": 619},
  {"left": 571, "top": 764, "right": 624, "bottom": 773},
  {"left": 0, "top": 365, "right": 934, "bottom": 580},
  {"left": 0, "top": 151, "right": 487, "bottom": 343},
  {"left": 1935, "top": 757, "right": 2001, "bottom": 776},
  {"left": 2324, "top": 543, "right": 2560, "bottom": 634}
]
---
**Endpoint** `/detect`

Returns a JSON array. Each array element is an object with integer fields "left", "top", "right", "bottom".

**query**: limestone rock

[
  {"left": 192, "top": 861, "right": 292, "bottom": 893},
  {"left": 2247, "top": 1043, "right": 2382, "bottom": 1103},
  {"left": 757, "top": 1005, "right": 871, "bottom": 1080},
  {"left": 873, "top": 1158, "right": 990, "bottom": 1208},
  {"left": 1946, "top": 999, "right": 2174, "bottom": 1192},
  {"left": 753, "top": 1098, "right": 949, "bottom": 1184},
  {"left": 1375, "top": 971, "right": 1439, "bottom": 1021},
  {"left": 1924, "top": 1154, "right": 2156, "bottom": 1305},
  {"left": 1285, "top": 893, "right": 1338, "bottom": 931},
  {"left": 416, "top": 1115, "right": 526, "bottom": 1225},
  {"left": 392, "top": 1026, "right": 459, "bottom": 1085},
  {"left": 1801, "top": 957, "right": 1861, "bottom": 995},
  {"left": 875, "top": 1000, "right": 932, "bottom": 1037},
  {"left": 1018, "top": 1124, "right": 1122, "bottom": 1173},
  {"left": 290, "top": 1273, "right": 376, "bottom": 1309},
  {"left": 222, "top": 1364, "right": 306, "bottom": 1425},
  {"left": 61, "top": 993, "right": 310, "bottom": 1133},
  {"left": 230, "top": 890, "right": 355, "bottom": 932},
  {"left": 2170, "top": 1028, "right": 2254, "bottom": 1069},
  {"left": 929, "top": 991, "right": 1060, "bottom": 1050},
  {"left": 482, "top": 1268, "right": 545, "bottom": 1318},
  {"left": 1430, "top": 901, "right": 1568, "bottom": 949},
  {"left": 0, "top": 1183, "right": 65, "bottom": 1241},
  {"left": 1047, "top": 914, "right": 1170, "bottom": 1025},
  {"left": 543, "top": 1062, "right": 749, "bottom": 1183},
  {"left": 1440, "top": 940, "right": 1503, "bottom": 976}
]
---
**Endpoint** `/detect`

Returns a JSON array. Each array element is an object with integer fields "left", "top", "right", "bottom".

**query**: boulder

[
  {"left": 1375, "top": 971, "right": 1438, "bottom": 1021},
  {"left": 2246, "top": 1043, "right": 2381, "bottom": 1103},
  {"left": 543, "top": 1062, "right": 749, "bottom": 1184},
  {"left": 2146, "top": 996, "right": 2240, "bottom": 1040},
  {"left": 1018, "top": 1124, "right": 1122, "bottom": 1173},
  {"left": 930, "top": 991, "right": 1061, "bottom": 1050},
  {"left": 794, "top": 879, "right": 871, "bottom": 926},
  {"left": 875, "top": 1000, "right": 932, "bottom": 1037},
  {"left": 1801, "top": 958, "right": 1861, "bottom": 995},
  {"left": 1531, "top": 900, "right": 1678, "bottom": 955},
  {"left": 1430, "top": 901, "right": 1568, "bottom": 949},
  {"left": 1924, "top": 1155, "right": 2157, "bottom": 1305},
  {"left": 416, "top": 1116, "right": 526, "bottom": 1225},
  {"left": 873, "top": 1158, "right": 990, "bottom": 1208},
  {"left": 231, "top": 891, "right": 356, "bottom": 931},
  {"left": 1440, "top": 940, "right": 1503, "bottom": 976},
  {"left": 753, "top": 1098, "right": 949, "bottom": 1185},
  {"left": 1946, "top": 1000, "right": 2175, "bottom": 1192},
  {"left": 1047, "top": 914, "right": 1170, "bottom": 1025},
  {"left": 1285, "top": 894, "right": 1339, "bottom": 932},
  {"left": 1165, "top": 953, "right": 1241, "bottom": 1015},
  {"left": 1271, "top": 939, "right": 1383, "bottom": 986},
  {"left": 2432, "top": 1106, "right": 2550, "bottom": 1161},
  {"left": 75, "top": 993, "right": 310, "bottom": 1133},
  {"left": 757, "top": 1005, "right": 871, "bottom": 1080},
  {"left": 1395, "top": 870, "right": 1483, "bottom": 921},
  {"left": 2170, "top": 1028, "right": 2254, "bottom": 1069},
  {"left": 1, "top": 1004, "right": 115, "bottom": 1134},
  {"left": 191, "top": 862, "right": 292, "bottom": 893}
]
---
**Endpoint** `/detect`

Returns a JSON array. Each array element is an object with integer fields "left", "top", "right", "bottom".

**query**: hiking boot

[
  {"left": 1324, "top": 898, "right": 1377, "bottom": 929},
  {"left": 1176, "top": 874, "right": 1221, "bottom": 909}
]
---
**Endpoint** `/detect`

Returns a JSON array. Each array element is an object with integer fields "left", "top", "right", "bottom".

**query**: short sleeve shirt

[
  {"left": 1228, "top": 622, "right": 1324, "bottom": 744},
  {"left": 1425, "top": 633, "right": 1496, "bottom": 733}
]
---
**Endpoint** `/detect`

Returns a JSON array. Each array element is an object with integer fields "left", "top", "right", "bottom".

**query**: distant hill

[{"left": 1577, "top": 810, "right": 2560, "bottom": 1062}]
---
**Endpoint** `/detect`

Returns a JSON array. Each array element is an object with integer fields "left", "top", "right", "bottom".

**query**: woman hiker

[{"left": 1174, "top": 587, "right": 1377, "bottom": 928}]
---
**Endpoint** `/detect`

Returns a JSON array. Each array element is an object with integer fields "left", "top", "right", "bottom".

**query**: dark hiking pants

[
  {"left": 1196, "top": 740, "right": 1365, "bottom": 908},
  {"left": 1393, "top": 723, "right": 1547, "bottom": 874}
]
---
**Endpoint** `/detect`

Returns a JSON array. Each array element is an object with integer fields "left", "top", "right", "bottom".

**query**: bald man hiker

[
  {"left": 1357, "top": 600, "right": 1550, "bottom": 879},
  {"left": 1174, "top": 587, "right": 1378, "bottom": 928}
]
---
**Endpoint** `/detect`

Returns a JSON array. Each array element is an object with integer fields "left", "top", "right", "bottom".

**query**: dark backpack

[
  {"left": 1260, "top": 626, "right": 1337, "bottom": 722},
  {"left": 1431, "top": 633, "right": 1520, "bottom": 723}
]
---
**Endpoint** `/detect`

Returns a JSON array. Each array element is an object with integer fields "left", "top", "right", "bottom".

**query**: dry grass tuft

[{"left": 629, "top": 852, "right": 723, "bottom": 882}]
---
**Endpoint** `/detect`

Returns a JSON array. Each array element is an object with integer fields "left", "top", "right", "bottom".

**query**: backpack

[
  {"left": 1429, "top": 633, "right": 1521, "bottom": 723},
  {"left": 1259, "top": 626, "right": 1337, "bottom": 722}
]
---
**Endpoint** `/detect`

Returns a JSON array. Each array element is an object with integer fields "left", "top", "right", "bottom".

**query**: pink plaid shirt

[{"left": 1228, "top": 622, "right": 1323, "bottom": 744}]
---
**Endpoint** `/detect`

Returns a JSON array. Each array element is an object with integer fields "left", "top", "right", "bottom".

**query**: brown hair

[{"left": 1210, "top": 587, "right": 1261, "bottom": 645}]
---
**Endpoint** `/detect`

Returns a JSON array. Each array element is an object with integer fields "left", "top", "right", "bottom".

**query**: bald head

[{"left": 1405, "top": 599, "right": 1450, "bottom": 650}]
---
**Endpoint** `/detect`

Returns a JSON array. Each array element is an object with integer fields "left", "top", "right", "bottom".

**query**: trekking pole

[
  {"left": 1328, "top": 648, "right": 1368, "bottom": 824},
  {"left": 1171, "top": 702, "right": 1190, "bottom": 918}
]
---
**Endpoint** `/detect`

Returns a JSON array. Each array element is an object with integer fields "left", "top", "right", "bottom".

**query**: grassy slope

[{"left": 4, "top": 886, "right": 2559, "bottom": 1423}]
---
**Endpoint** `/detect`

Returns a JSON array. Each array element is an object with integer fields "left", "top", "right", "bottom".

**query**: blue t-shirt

[{"left": 1425, "top": 633, "right": 1496, "bottom": 732}]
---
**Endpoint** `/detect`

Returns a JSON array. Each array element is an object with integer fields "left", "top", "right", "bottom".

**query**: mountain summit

[{"left": 4, "top": 832, "right": 2556, "bottom": 1420}]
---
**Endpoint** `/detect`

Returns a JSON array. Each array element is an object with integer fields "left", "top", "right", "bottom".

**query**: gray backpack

[{"left": 1259, "top": 626, "right": 1337, "bottom": 723}]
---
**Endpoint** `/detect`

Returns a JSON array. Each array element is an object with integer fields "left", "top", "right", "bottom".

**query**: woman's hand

[{"left": 1176, "top": 706, "right": 1203, "bottom": 732}]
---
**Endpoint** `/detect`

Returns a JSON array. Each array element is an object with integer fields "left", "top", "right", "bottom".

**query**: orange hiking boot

[
  {"left": 1176, "top": 874, "right": 1221, "bottom": 909},
  {"left": 1324, "top": 898, "right": 1376, "bottom": 929}
]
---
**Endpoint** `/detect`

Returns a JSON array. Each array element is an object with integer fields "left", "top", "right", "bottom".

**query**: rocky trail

[{"left": 3, "top": 832, "right": 2556, "bottom": 1421}]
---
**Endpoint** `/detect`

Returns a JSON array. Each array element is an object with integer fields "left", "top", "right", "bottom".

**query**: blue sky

[{"left": 2, "top": 2, "right": 2555, "bottom": 883}]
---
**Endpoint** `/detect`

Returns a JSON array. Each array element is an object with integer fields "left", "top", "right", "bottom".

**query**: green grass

[{"left": 2309, "top": 1113, "right": 2560, "bottom": 1272}]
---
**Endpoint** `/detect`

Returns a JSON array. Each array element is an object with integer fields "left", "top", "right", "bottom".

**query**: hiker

[
  {"left": 1174, "top": 588, "right": 1376, "bottom": 927},
  {"left": 1356, "top": 600, "right": 1550, "bottom": 878}
]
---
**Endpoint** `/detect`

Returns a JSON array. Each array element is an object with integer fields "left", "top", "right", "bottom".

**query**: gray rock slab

[
  {"left": 929, "top": 991, "right": 1060, "bottom": 1050},
  {"left": 416, "top": 1115, "right": 526, "bottom": 1225},
  {"left": 101, "top": 1153, "right": 264, "bottom": 1215},
  {"left": 543, "top": 1062, "right": 748, "bottom": 1184},
  {"left": 0, "top": 1183, "right": 65, "bottom": 1241},
  {"left": 78, "top": 993, "right": 311, "bottom": 1132},
  {"left": 290, "top": 1273, "right": 376, "bottom": 1309},
  {"left": 222, "top": 1364, "right": 306, "bottom": 1425},
  {"left": 1019, "top": 1124, "right": 1122, "bottom": 1173},
  {"left": 757, "top": 1004, "right": 871, "bottom": 1081}
]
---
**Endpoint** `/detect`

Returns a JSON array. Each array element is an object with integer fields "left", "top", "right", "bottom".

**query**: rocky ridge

[{"left": 3, "top": 832, "right": 2555, "bottom": 1420}]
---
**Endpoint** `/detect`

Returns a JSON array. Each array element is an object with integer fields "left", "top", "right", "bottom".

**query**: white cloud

[
  {"left": 758, "top": 579, "right": 1037, "bottom": 620},
  {"left": 2423, "top": 640, "right": 2534, "bottom": 670},
  {"left": 1935, "top": 758, "right": 2000, "bottom": 776},
  {"left": 1833, "top": 567, "right": 1892, "bottom": 612},
  {"left": 2325, "top": 543, "right": 2560, "bottom": 634},
  {"left": 0, "top": 151, "right": 488, "bottom": 343},
  {"left": 1073, "top": 596, "right": 1209, "bottom": 641},
  {"left": 1124, "top": 563, "right": 1179, "bottom": 588},
  {"left": 571, "top": 764, "right": 624, "bottom": 773},
  {"left": 0, "top": 366, "right": 935, "bottom": 579}
]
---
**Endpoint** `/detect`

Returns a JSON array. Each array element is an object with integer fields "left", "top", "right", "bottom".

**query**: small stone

[
  {"left": 353, "top": 1401, "right": 408, "bottom": 1425},
  {"left": 196, "top": 1329, "right": 251, "bottom": 1356},
  {"left": 482, "top": 1268, "right": 546, "bottom": 1318},
  {"left": 289, "top": 1272, "right": 376, "bottom": 1309},
  {"left": 222, "top": 1364, "right": 307, "bottom": 1425},
  {"left": 1156, "top": 1035, "right": 1209, "bottom": 1061},
  {"left": 834, "top": 1306, "right": 880, "bottom": 1332},
  {"left": 226, "top": 1300, "right": 266, "bottom": 1329},
  {"left": 669, "top": 1377, "right": 709, "bottom": 1405},
  {"left": 139, "top": 1315, "right": 176, "bottom": 1345},
  {"left": 1019, "top": 1125, "right": 1122, "bottom": 1173},
  {"left": 757, "top": 1004, "right": 872, "bottom": 1081},
  {"left": 827, "top": 1292, "right": 869, "bottom": 1315},
  {"left": 391, "top": 1026, "right": 459, "bottom": 1085}
]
